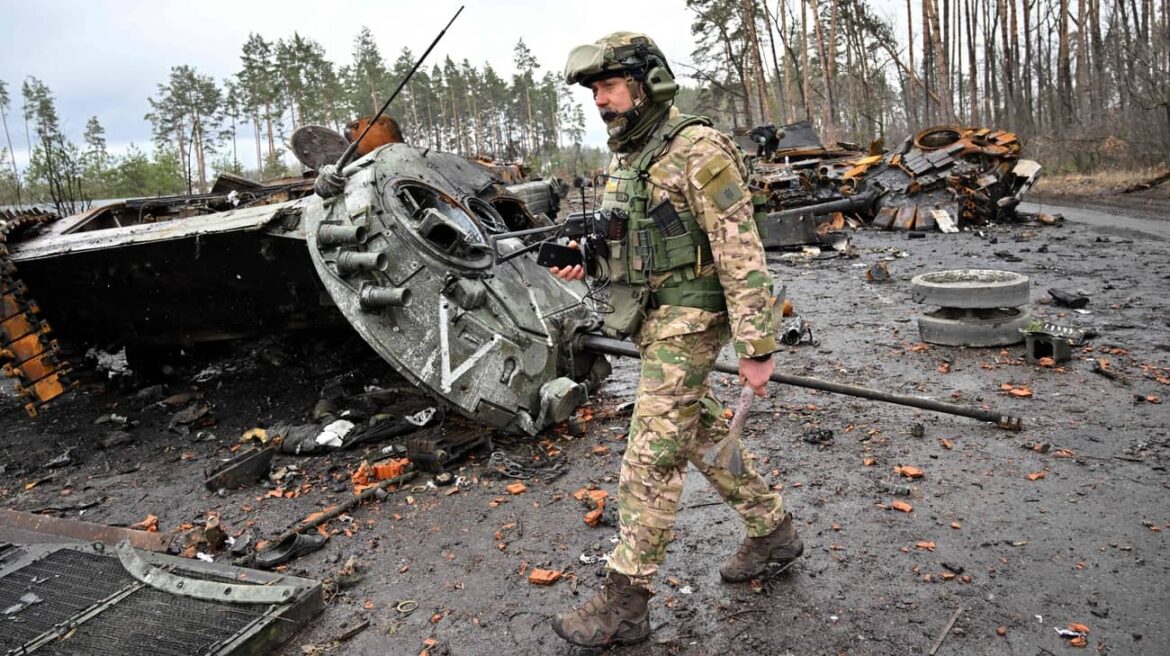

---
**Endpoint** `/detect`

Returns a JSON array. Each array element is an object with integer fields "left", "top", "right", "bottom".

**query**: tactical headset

[{"left": 621, "top": 44, "right": 678, "bottom": 104}]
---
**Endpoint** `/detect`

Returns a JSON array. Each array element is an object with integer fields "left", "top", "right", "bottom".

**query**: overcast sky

[{"left": 0, "top": 0, "right": 905, "bottom": 169}]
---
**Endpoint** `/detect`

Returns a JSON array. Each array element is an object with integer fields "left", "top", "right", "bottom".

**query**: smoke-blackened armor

[{"left": 598, "top": 107, "right": 780, "bottom": 359}]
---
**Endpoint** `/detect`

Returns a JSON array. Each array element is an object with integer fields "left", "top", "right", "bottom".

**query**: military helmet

[{"left": 564, "top": 31, "right": 674, "bottom": 87}]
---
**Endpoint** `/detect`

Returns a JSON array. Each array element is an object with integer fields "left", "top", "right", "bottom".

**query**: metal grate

[
  {"left": 0, "top": 550, "right": 130, "bottom": 650},
  {"left": 0, "top": 543, "right": 319, "bottom": 656},
  {"left": 35, "top": 585, "right": 264, "bottom": 656}
]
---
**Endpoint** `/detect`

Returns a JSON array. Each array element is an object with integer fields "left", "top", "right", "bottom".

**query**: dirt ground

[{"left": 1, "top": 198, "right": 1168, "bottom": 656}]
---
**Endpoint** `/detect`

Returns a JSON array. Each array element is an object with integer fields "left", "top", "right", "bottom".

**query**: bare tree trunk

[
  {"left": 967, "top": 0, "right": 981, "bottom": 124},
  {"left": 923, "top": 0, "right": 935, "bottom": 122},
  {"left": 193, "top": 117, "right": 207, "bottom": 193},
  {"left": 1, "top": 106, "right": 22, "bottom": 205},
  {"left": 982, "top": 0, "right": 995, "bottom": 124},
  {"left": 1023, "top": 0, "right": 1035, "bottom": 128},
  {"left": 1058, "top": 0, "right": 1074, "bottom": 122},
  {"left": 263, "top": 99, "right": 276, "bottom": 164},
  {"left": 907, "top": 0, "right": 918, "bottom": 122},
  {"left": 812, "top": 0, "right": 834, "bottom": 135},
  {"left": 926, "top": 0, "right": 952, "bottom": 120},
  {"left": 762, "top": 0, "right": 787, "bottom": 123},
  {"left": 779, "top": 0, "right": 798, "bottom": 121},
  {"left": 742, "top": 0, "right": 774, "bottom": 122},
  {"left": 801, "top": 0, "right": 812, "bottom": 121},
  {"left": 1075, "top": 0, "right": 1090, "bottom": 122},
  {"left": 828, "top": 0, "right": 840, "bottom": 123}
]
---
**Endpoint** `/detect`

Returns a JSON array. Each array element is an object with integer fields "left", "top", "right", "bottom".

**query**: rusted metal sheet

[
  {"left": 0, "top": 508, "right": 173, "bottom": 551},
  {"left": 9, "top": 199, "right": 307, "bottom": 262}
]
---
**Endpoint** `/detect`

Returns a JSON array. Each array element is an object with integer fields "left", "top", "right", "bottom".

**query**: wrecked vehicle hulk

[
  {"left": 742, "top": 122, "right": 1043, "bottom": 245},
  {"left": 0, "top": 136, "right": 600, "bottom": 440}
]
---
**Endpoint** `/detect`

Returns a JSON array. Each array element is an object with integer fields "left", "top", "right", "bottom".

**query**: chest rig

[{"left": 599, "top": 114, "right": 728, "bottom": 317}]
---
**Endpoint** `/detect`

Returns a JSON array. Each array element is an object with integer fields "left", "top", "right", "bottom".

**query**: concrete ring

[
  {"left": 910, "top": 269, "right": 1030, "bottom": 309},
  {"left": 918, "top": 307, "right": 1031, "bottom": 347}
]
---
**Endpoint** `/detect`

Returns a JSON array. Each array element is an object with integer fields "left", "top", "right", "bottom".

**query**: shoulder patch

[{"left": 712, "top": 182, "right": 745, "bottom": 210}]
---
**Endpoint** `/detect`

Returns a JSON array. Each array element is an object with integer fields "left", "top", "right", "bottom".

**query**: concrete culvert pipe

[
  {"left": 918, "top": 307, "right": 1031, "bottom": 347},
  {"left": 910, "top": 269, "right": 1030, "bottom": 309}
]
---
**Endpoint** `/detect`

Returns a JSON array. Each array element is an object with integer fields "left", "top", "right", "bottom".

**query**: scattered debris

[
  {"left": 252, "top": 532, "right": 329, "bottom": 569},
  {"left": 204, "top": 446, "right": 275, "bottom": 491},
  {"left": 527, "top": 568, "right": 563, "bottom": 586},
  {"left": 1048, "top": 288, "right": 1090, "bottom": 309},
  {"left": 928, "top": 605, "right": 964, "bottom": 656},
  {"left": 895, "top": 465, "right": 925, "bottom": 479},
  {"left": 865, "top": 261, "right": 891, "bottom": 282},
  {"left": 130, "top": 514, "right": 159, "bottom": 532},
  {"left": 316, "top": 419, "right": 356, "bottom": 448},
  {"left": 3, "top": 591, "right": 43, "bottom": 616},
  {"left": 44, "top": 448, "right": 75, "bottom": 469},
  {"left": 802, "top": 428, "right": 834, "bottom": 444},
  {"left": 877, "top": 480, "right": 913, "bottom": 496}
]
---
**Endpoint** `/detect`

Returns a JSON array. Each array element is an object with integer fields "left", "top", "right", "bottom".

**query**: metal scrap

[{"left": 749, "top": 123, "right": 1042, "bottom": 236}]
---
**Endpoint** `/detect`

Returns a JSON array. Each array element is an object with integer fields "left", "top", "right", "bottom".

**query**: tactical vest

[{"left": 600, "top": 114, "right": 727, "bottom": 316}]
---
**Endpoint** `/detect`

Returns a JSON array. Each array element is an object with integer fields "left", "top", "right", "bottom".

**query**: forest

[{"left": 1, "top": 0, "right": 1167, "bottom": 215}]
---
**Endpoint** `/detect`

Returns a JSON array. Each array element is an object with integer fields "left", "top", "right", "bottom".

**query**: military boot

[
  {"left": 550, "top": 571, "right": 652, "bottom": 647},
  {"left": 720, "top": 513, "right": 804, "bottom": 582}
]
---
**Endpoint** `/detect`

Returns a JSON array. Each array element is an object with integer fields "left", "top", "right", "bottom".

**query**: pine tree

[
  {"left": 146, "top": 66, "right": 222, "bottom": 193},
  {"left": 0, "top": 79, "right": 22, "bottom": 205}
]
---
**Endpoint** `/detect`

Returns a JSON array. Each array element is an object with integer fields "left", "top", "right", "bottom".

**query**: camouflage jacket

[{"left": 613, "top": 108, "right": 779, "bottom": 358}]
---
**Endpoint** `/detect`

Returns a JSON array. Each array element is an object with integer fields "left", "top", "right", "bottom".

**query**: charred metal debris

[{"left": 741, "top": 122, "right": 1044, "bottom": 244}]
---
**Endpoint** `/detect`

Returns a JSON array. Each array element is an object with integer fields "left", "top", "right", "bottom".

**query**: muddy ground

[{"left": 1, "top": 200, "right": 1167, "bottom": 656}]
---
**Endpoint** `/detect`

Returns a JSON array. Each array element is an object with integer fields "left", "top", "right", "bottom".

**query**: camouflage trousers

[{"left": 607, "top": 320, "right": 785, "bottom": 586}]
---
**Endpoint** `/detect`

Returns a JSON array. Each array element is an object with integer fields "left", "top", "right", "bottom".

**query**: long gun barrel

[
  {"left": 766, "top": 189, "right": 878, "bottom": 221},
  {"left": 576, "top": 333, "right": 1022, "bottom": 431}
]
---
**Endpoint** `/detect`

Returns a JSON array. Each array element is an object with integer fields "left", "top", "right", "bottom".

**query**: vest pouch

[
  {"left": 659, "top": 233, "right": 698, "bottom": 273},
  {"left": 602, "top": 284, "right": 651, "bottom": 338},
  {"left": 606, "top": 239, "right": 629, "bottom": 284}
]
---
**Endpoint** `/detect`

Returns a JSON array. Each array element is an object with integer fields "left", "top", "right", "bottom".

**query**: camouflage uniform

[{"left": 601, "top": 108, "right": 785, "bottom": 586}]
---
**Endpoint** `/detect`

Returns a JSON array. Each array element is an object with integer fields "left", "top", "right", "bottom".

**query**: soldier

[{"left": 548, "top": 32, "right": 804, "bottom": 647}]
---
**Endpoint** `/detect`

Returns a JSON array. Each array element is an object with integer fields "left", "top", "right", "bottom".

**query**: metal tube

[
  {"left": 577, "top": 333, "right": 1022, "bottom": 431},
  {"left": 318, "top": 224, "right": 368, "bottom": 246},
  {"left": 336, "top": 251, "right": 388, "bottom": 274},
  {"left": 360, "top": 285, "right": 412, "bottom": 309}
]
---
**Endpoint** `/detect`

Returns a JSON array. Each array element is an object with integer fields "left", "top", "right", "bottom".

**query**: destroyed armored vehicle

[
  {"left": 1, "top": 125, "right": 604, "bottom": 446},
  {"left": 746, "top": 123, "right": 1043, "bottom": 246}
]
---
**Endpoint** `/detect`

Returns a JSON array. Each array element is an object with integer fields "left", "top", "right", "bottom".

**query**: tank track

[{"left": 0, "top": 208, "right": 73, "bottom": 416}]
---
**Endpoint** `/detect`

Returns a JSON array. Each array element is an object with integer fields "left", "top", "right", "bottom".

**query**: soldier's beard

[{"left": 601, "top": 109, "right": 630, "bottom": 139}]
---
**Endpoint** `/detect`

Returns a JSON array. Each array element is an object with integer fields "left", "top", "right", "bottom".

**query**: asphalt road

[{"left": 1021, "top": 201, "right": 1170, "bottom": 240}]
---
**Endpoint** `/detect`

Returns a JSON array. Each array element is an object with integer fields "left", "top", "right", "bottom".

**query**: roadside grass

[{"left": 1035, "top": 167, "right": 1170, "bottom": 197}]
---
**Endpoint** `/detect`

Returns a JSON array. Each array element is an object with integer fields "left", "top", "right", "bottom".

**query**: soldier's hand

[
  {"left": 549, "top": 240, "right": 586, "bottom": 281},
  {"left": 738, "top": 356, "right": 774, "bottom": 397}
]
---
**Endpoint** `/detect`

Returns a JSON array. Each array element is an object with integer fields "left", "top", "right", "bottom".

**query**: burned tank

[
  {"left": 1, "top": 125, "right": 600, "bottom": 440},
  {"left": 302, "top": 142, "right": 607, "bottom": 435}
]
